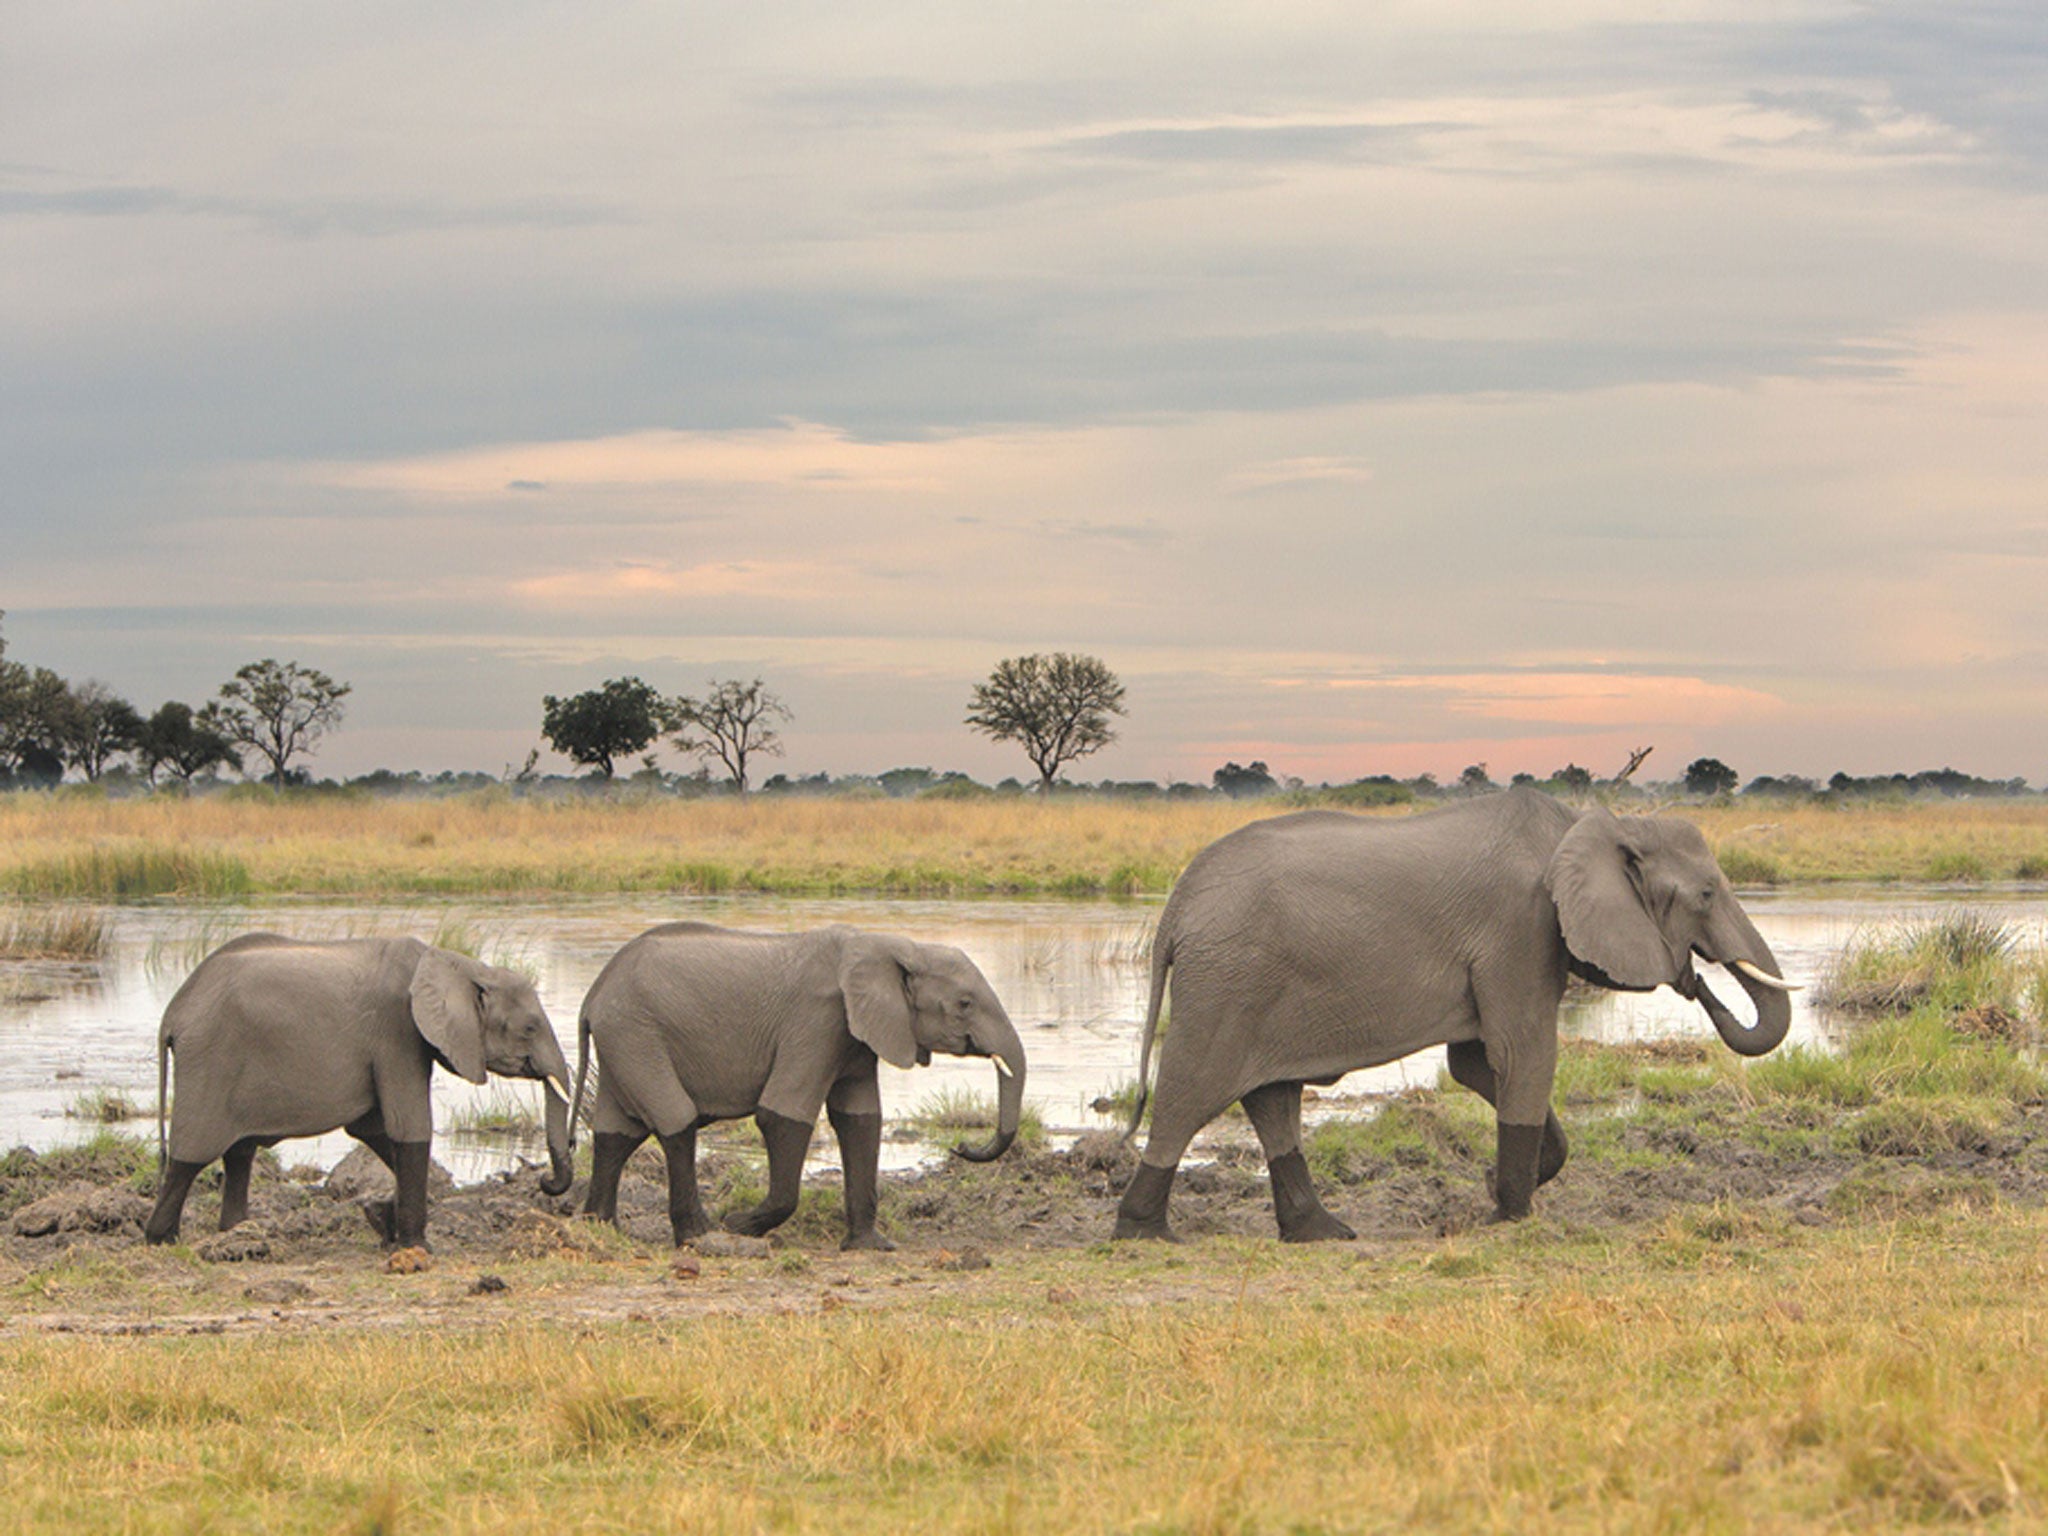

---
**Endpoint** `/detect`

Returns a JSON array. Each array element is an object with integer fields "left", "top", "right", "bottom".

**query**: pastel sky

[{"left": 6, "top": 3, "right": 2046, "bottom": 786}]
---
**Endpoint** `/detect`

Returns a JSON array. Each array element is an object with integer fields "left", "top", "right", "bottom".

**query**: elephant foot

[
  {"left": 144, "top": 1223, "right": 179, "bottom": 1247},
  {"left": 723, "top": 1204, "right": 794, "bottom": 1238},
  {"left": 841, "top": 1227, "right": 897, "bottom": 1253},
  {"left": 1113, "top": 1162, "right": 1179, "bottom": 1242},
  {"left": 1279, "top": 1208, "right": 1357, "bottom": 1244},
  {"left": 1268, "top": 1150, "right": 1355, "bottom": 1244},
  {"left": 670, "top": 1210, "right": 713, "bottom": 1246}
]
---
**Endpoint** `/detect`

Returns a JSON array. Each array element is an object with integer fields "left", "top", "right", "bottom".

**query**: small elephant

[
  {"left": 145, "top": 934, "right": 576, "bottom": 1249},
  {"left": 1116, "top": 789, "right": 1797, "bottom": 1242},
  {"left": 574, "top": 922, "right": 1027, "bottom": 1250}
]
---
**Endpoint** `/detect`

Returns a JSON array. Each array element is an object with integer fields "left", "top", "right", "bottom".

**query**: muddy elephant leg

[
  {"left": 144, "top": 1158, "right": 208, "bottom": 1245},
  {"left": 218, "top": 1138, "right": 261, "bottom": 1231},
  {"left": 827, "top": 1105, "right": 894, "bottom": 1252},
  {"left": 1115, "top": 1101, "right": 1213, "bottom": 1242},
  {"left": 583, "top": 1130, "right": 646, "bottom": 1226},
  {"left": 1241, "top": 1080, "right": 1355, "bottom": 1243},
  {"left": 1491, "top": 1121, "right": 1545, "bottom": 1222},
  {"left": 1445, "top": 1040, "right": 1569, "bottom": 1187},
  {"left": 723, "top": 1109, "right": 813, "bottom": 1238},
  {"left": 656, "top": 1126, "right": 711, "bottom": 1245},
  {"left": 390, "top": 1140, "right": 432, "bottom": 1249},
  {"left": 344, "top": 1114, "right": 404, "bottom": 1245}
]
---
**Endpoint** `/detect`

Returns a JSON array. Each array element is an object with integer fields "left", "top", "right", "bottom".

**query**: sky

[{"left": 5, "top": 2, "right": 2047, "bottom": 787}]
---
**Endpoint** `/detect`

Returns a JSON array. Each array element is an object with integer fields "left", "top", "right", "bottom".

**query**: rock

[
  {"left": 9, "top": 1181, "right": 99, "bottom": 1237},
  {"left": 244, "top": 1278, "right": 314, "bottom": 1304},
  {"left": 687, "top": 1232, "right": 771, "bottom": 1259},
  {"left": 195, "top": 1224, "right": 272, "bottom": 1262},
  {"left": 385, "top": 1246, "right": 434, "bottom": 1274}
]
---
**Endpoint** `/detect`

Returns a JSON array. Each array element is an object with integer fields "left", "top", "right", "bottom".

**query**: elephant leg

[
  {"left": 144, "top": 1158, "right": 208, "bottom": 1246},
  {"left": 345, "top": 1114, "right": 403, "bottom": 1245},
  {"left": 584, "top": 1130, "right": 646, "bottom": 1226},
  {"left": 218, "top": 1138, "right": 260, "bottom": 1231},
  {"left": 723, "top": 1109, "right": 813, "bottom": 1238},
  {"left": 1446, "top": 1040, "right": 1569, "bottom": 1187},
  {"left": 1241, "top": 1081, "right": 1354, "bottom": 1244},
  {"left": 1114, "top": 1084, "right": 1222, "bottom": 1242},
  {"left": 656, "top": 1126, "right": 711, "bottom": 1245},
  {"left": 1491, "top": 1121, "right": 1545, "bottom": 1222},
  {"left": 827, "top": 1104, "right": 894, "bottom": 1252},
  {"left": 390, "top": 1140, "right": 433, "bottom": 1249}
]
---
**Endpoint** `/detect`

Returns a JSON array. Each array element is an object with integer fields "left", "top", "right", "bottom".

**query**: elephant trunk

[
  {"left": 1692, "top": 907, "right": 1794, "bottom": 1058},
  {"left": 539, "top": 1080, "right": 575, "bottom": 1196},
  {"left": 952, "top": 1014, "right": 1026, "bottom": 1164},
  {"left": 534, "top": 1029, "right": 577, "bottom": 1196}
]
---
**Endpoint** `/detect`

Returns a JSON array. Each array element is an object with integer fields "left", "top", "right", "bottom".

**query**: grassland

[{"left": 7, "top": 790, "right": 2048, "bottom": 899}]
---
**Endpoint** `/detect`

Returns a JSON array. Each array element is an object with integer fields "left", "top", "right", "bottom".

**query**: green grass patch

[
  {"left": 1716, "top": 845, "right": 1785, "bottom": 885},
  {"left": 62, "top": 1088, "right": 147, "bottom": 1125},
  {"left": 1304, "top": 1093, "right": 1491, "bottom": 1183},
  {"left": 5, "top": 844, "right": 251, "bottom": 900},
  {"left": 1819, "top": 910, "right": 2023, "bottom": 1016},
  {"left": 898, "top": 1087, "right": 1046, "bottom": 1149}
]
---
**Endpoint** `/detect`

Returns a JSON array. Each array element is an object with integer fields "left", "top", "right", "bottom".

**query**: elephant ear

[
  {"left": 409, "top": 946, "right": 489, "bottom": 1084},
  {"left": 1543, "top": 809, "right": 1681, "bottom": 990},
  {"left": 839, "top": 937, "right": 920, "bottom": 1070}
]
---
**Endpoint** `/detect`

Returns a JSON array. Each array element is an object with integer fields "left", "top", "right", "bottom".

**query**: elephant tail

[
  {"left": 568, "top": 1007, "right": 594, "bottom": 1145},
  {"left": 1123, "top": 923, "right": 1172, "bottom": 1142},
  {"left": 155, "top": 1032, "right": 171, "bottom": 1172}
]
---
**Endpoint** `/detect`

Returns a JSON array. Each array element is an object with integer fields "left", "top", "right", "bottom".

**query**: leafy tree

[
  {"left": 0, "top": 658, "right": 75, "bottom": 787},
  {"left": 965, "top": 652, "right": 1126, "bottom": 793},
  {"left": 671, "top": 678, "right": 791, "bottom": 797},
  {"left": 213, "top": 659, "right": 352, "bottom": 789},
  {"left": 1212, "top": 760, "right": 1279, "bottom": 799},
  {"left": 1683, "top": 757, "right": 1739, "bottom": 797},
  {"left": 60, "top": 680, "right": 142, "bottom": 782},
  {"left": 1458, "top": 763, "right": 1496, "bottom": 795},
  {"left": 1549, "top": 764, "right": 1595, "bottom": 793},
  {"left": 540, "top": 676, "right": 672, "bottom": 779},
  {"left": 136, "top": 701, "right": 242, "bottom": 785}
]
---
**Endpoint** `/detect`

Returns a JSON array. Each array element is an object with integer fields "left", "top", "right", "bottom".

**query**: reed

[{"left": 0, "top": 904, "right": 110, "bottom": 960}]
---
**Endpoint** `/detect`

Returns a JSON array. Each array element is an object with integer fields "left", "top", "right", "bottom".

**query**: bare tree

[
  {"left": 965, "top": 652, "right": 1126, "bottom": 793},
  {"left": 212, "top": 659, "right": 351, "bottom": 789},
  {"left": 671, "top": 678, "right": 791, "bottom": 797}
]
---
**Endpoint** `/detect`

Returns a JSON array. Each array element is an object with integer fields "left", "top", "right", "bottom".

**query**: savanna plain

[{"left": 4, "top": 794, "right": 2048, "bottom": 1533}]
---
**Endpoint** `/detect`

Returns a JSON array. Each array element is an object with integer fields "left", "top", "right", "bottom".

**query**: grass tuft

[
  {"left": 0, "top": 904, "right": 110, "bottom": 961},
  {"left": 1819, "top": 911, "right": 2022, "bottom": 1016}
]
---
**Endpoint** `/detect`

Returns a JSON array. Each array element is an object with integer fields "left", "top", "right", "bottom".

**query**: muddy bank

[{"left": 7, "top": 1085, "right": 2048, "bottom": 1299}]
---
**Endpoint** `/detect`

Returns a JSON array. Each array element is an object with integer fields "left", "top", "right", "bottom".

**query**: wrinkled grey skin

[
  {"left": 575, "top": 922, "right": 1026, "bottom": 1251},
  {"left": 145, "top": 935, "right": 575, "bottom": 1250},
  {"left": 1116, "top": 789, "right": 1794, "bottom": 1243}
]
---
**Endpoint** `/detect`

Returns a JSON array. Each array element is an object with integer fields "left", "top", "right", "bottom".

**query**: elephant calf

[
  {"left": 145, "top": 934, "right": 576, "bottom": 1250},
  {"left": 575, "top": 922, "right": 1027, "bottom": 1250}
]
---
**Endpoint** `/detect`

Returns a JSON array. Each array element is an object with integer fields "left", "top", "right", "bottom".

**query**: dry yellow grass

[
  {"left": 4, "top": 790, "right": 2048, "bottom": 898},
  {"left": 4, "top": 1208, "right": 2046, "bottom": 1532}
]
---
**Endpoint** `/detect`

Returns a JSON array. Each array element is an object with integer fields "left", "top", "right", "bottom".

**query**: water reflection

[{"left": 4, "top": 888, "right": 2042, "bottom": 1179}]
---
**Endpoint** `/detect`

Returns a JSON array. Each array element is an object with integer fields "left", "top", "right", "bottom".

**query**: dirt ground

[{"left": 5, "top": 1094, "right": 2048, "bottom": 1341}]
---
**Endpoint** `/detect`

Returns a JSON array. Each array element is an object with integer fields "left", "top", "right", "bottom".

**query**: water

[{"left": 4, "top": 888, "right": 2040, "bottom": 1180}]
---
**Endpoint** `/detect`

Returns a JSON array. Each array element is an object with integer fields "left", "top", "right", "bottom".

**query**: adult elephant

[
  {"left": 145, "top": 934, "right": 575, "bottom": 1249},
  {"left": 1115, "top": 788, "right": 1796, "bottom": 1243},
  {"left": 574, "top": 922, "right": 1026, "bottom": 1250}
]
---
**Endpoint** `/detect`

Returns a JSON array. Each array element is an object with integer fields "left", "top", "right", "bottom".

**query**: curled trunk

[
  {"left": 953, "top": 1014, "right": 1026, "bottom": 1163},
  {"left": 1694, "top": 964, "right": 1794, "bottom": 1057},
  {"left": 539, "top": 1081, "right": 575, "bottom": 1195}
]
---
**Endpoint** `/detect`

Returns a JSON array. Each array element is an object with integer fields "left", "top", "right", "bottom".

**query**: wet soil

[{"left": 5, "top": 1103, "right": 2048, "bottom": 1338}]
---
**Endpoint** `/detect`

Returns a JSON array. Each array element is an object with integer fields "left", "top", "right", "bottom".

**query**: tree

[
  {"left": 0, "top": 663, "right": 75, "bottom": 787},
  {"left": 671, "top": 678, "right": 791, "bottom": 797},
  {"left": 540, "top": 676, "right": 671, "bottom": 779},
  {"left": 1213, "top": 760, "right": 1279, "bottom": 799},
  {"left": 137, "top": 701, "right": 241, "bottom": 785},
  {"left": 1458, "top": 763, "right": 1495, "bottom": 795},
  {"left": 1683, "top": 757, "right": 1739, "bottom": 797},
  {"left": 61, "top": 680, "right": 142, "bottom": 782},
  {"left": 965, "top": 652, "right": 1126, "bottom": 793},
  {"left": 213, "top": 659, "right": 352, "bottom": 789}
]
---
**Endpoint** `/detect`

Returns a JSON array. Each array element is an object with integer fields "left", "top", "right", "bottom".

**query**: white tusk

[
  {"left": 1732, "top": 959, "right": 1802, "bottom": 993},
  {"left": 548, "top": 1074, "right": 572, "bottom": 1099},
  {"left": 992, "top": 1055, "right": 1015, "bottom": 1078}
]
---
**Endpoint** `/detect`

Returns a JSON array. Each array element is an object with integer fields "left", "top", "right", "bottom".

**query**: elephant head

[
  {"left": 1543, "top": 807, "right": 1795, "bottom": 1057},
  {"left": 410, "top": 947, "right": 578, "bottom": 1194},
  {"left": 839, "top": 935, "right": 1027, "bottom": 1161}
]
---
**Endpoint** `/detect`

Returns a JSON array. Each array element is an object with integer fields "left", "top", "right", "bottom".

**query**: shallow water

[{"left": 3, "top": 888, "right": 2041, "bottom": 1181}]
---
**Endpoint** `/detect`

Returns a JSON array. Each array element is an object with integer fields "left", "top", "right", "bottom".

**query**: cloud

[{"left": 510, "top": 560, "right": 836, "bottom": 606}]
